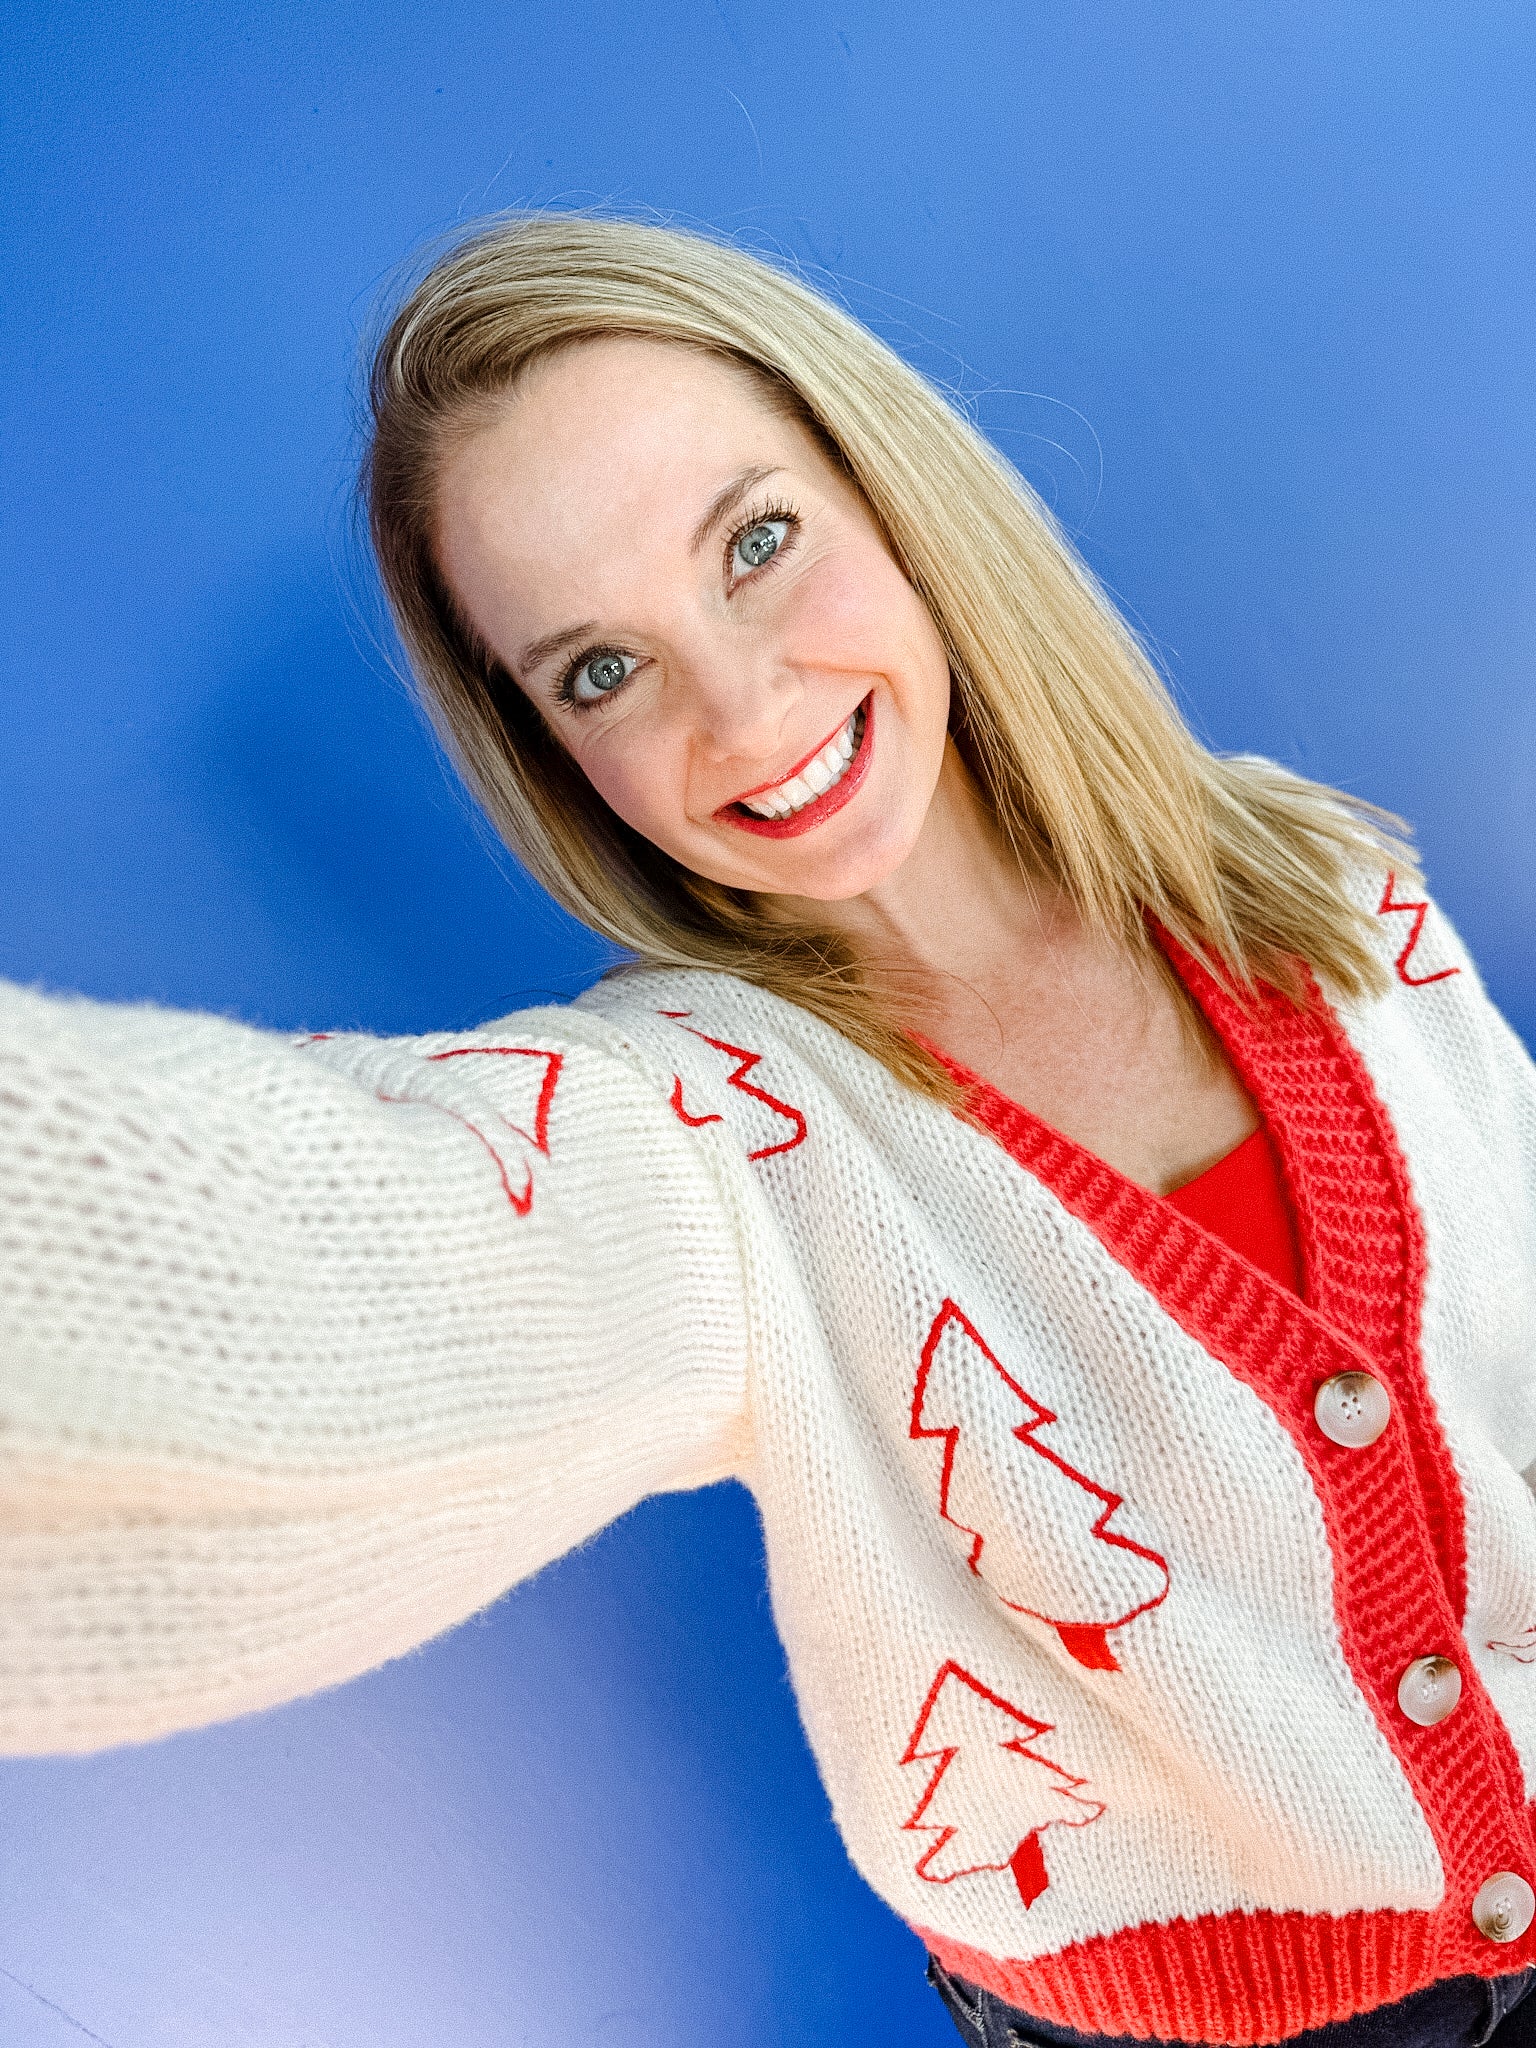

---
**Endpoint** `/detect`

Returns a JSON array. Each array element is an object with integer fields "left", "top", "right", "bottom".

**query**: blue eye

[
  {"left": 569, "top": 650, "right": 636, "bottom": 705},
  {"left": 734, "top": 518, "right": 788, "bottom": 573}
]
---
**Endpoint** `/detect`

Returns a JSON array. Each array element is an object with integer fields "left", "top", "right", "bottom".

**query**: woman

[{"left": 4, "top": 214, "right": 1536, "bottom": 2047}]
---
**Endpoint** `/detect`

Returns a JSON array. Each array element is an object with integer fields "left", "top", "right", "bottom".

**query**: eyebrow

[
  {"left": 515, "top": 463, "right": 786, "bottom": 682},
  {"left": 516, "top": 618, "right": 597, "bottom": 680},
  {"left": 688, "top": 462, "right": 783, "bottom": 556}
]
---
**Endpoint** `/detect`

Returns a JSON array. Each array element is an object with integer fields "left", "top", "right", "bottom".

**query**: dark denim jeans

[{"left": 926, "top": 1956, "right": 1536, "bottom": 2048}]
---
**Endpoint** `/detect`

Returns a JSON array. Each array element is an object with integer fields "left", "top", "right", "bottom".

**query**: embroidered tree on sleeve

[
  {"left": 912, "top": 1299, "right": 1169, "bottom": 1671},
  {"left": 417, "top": 1045, "right": 563, "bottom": 1215},
  {"left": 901, "top": 1660, "right": 1103, "bottom": 1907},
  {"left": 302, "top": 1038, "right": 563, "bottom": 1217}
]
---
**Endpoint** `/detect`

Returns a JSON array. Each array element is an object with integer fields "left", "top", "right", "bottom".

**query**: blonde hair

[{"left": 363, "top": 211, "right": 1410, "bottom": 1096}]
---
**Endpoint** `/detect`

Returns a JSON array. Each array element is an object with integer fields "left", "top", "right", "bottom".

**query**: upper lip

[{"left": 722, "top": 703, "right": 863, "bottom": 809}]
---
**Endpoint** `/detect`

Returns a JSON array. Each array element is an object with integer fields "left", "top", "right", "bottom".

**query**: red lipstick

[{"left": 720, "top": 695, "right": 874, "bottom": 839}]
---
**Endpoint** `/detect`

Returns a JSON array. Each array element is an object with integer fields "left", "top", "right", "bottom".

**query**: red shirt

[{"left": 1165, "top": 1122, "right": 1303, "bottom": 1296}]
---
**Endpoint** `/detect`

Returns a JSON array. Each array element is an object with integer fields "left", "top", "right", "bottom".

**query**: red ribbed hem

[{"left": 917, "top": 1904, "right": 1531, "bottom": 2045}]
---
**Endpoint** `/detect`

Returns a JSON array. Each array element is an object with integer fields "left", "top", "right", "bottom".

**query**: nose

[{"left": 681, "top": 634, "right": 801, "bottom": 767}]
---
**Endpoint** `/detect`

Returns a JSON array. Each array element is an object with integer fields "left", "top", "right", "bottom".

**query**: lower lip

[{"left": 722, "top": 695, "right": 875, "bottom": 839}]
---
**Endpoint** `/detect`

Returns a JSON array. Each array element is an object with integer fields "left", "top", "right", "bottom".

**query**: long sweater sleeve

[{"left": 0, "top": 981, "right": 751, "bottom": 1755}]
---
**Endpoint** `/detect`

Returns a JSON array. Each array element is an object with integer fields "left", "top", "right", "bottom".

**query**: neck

[{"left": 769, "top": 739, "right": 1066, "bottom": 1016}]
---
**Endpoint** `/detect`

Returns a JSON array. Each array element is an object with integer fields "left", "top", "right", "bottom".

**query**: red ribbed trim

[
  {"left": 921, "top": 938, "right": 1536, "bottom": 2043},
  {"left": 920, "top": 1905, "right": 1446, "bottom": 2045}
]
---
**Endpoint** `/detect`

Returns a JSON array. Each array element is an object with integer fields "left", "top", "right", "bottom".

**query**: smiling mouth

[{"left": 721, "top": 696, "right": 873, "bottom": 839}]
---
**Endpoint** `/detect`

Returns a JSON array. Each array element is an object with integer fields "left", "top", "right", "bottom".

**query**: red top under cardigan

[{"left": 1168, "top": 1123, "right": 1303, "bottom": 1299}]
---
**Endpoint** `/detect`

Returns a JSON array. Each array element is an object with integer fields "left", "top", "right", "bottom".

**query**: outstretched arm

[{"left": 0, "top": 982, "right": 750, "bottom": 1754}]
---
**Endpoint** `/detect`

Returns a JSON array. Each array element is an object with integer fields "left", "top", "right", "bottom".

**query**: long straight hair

[{"left": 363, "top": 211, "right": 1410, "bottom": 1096}]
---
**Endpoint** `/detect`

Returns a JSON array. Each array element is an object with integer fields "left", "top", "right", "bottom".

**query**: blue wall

[{"left": 2, "top": 5, "right": 1532, "bottom": 2043}]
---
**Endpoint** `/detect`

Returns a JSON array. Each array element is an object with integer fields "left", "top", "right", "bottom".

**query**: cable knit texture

[{"left": 3, "top": 873, "right": 1536, "bottom": 2046}]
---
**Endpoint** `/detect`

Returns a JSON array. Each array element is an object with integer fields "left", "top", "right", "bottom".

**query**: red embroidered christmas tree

[
  {"left": 911, "top": 1299, "right": 1168, "bottom": 1671},
  {"left": 660, "top": 1010, "right": 807, "bottom": 1160},
  {"left": 901, "top": 1659, "right": 1103, "bottom": 1907},
  {"left": 397, "top": 1044, "right": 562, "bottom": 1215},
  {"left": 301, "top": 1037, "right": 563, "bottom": 1216},
  {"left": 1376, "top": 872, "right": 1461, "bottom": 988}
]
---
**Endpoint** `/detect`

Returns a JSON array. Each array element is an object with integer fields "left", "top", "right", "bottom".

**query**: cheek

[
  {"left": 790, "top": 547, "right": 907, "bottom": 658},
  {"left": 792, "top": 549, "right": 949, "bottom": 713},
  {"left": 566, "top": 717, "right": 692, "bottom": 848}
]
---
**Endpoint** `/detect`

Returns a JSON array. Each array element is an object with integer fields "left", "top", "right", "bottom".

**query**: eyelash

[
  {"left": 721, "top": 495, "right": 801, "bottom": 583},
  {"left": 553, "top": 497, "right": 803, "bottom": 712}
]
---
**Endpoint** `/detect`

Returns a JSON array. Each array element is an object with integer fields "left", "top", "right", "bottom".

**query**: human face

[{"left": 433, "top": 337, "right": 954, "bottom": 903}]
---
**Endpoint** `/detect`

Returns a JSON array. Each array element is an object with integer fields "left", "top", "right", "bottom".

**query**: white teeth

[
  {"left": 738, "top": 706, "right": 865, "bottom": 819},
  {"left": 742, "top": 789, "right": 793, "bottom": 819}
]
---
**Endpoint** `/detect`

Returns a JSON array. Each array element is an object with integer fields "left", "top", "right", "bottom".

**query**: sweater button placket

[
  {"left": 1313, "top": 1370, "right": 1392, "bottom": 1448},
  {"left": 1314, "top": 1360, "right": 1514, "bottom": 1954}
]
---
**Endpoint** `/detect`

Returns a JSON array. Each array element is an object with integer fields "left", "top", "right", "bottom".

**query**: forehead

[{"left": 435, "top": 337, "right": 806, "bottom": 565}]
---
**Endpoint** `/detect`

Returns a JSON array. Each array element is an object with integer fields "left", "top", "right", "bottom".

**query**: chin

[{"left": 761, "top": 817, "right": 922, "bottom": 902}]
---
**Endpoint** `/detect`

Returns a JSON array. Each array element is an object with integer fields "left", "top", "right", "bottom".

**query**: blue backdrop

[{"left": 2, "top": 5, "right": 1532, "bottom": 2043}]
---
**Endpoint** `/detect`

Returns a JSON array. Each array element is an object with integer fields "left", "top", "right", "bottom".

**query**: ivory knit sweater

[{"left": 3, "top": 872, "right": 1536, "bottom": 2046}]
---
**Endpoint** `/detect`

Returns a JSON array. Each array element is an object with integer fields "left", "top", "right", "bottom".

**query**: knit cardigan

[{"left": 3, "top": 871, "right": 1536, "bottom": 2046}]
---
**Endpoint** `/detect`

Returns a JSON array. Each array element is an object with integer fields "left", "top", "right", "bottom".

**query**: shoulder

[
  {"left": 573, "top": 963, "right": 899, "bottom": 1098},
  {"left": 1326, "top": 861, "right": 1536, "bottom": 1152},
  {"left": 1320, "top": 846, "right": 1486, "bottom": 1038},
  {"left": 575, "top": 963, "right": 815, "bottom": 1060},
  {"left": 572, "top": 964, "right": 943, "bottom": 1168},
  {"left": 1327, "top": 857, "right": 1511, "bottom": 1052}
]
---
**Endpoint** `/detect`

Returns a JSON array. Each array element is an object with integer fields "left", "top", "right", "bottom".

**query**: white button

[
  {"left": 1397, "top": 1655, "right": 1462, "bottom": 1727},
  {"left": 1313, "top": 1371, "right": 1391, "bottom": 1448},
  {"left": 1472, "top": 1872, "right": 1535, "bottom": 1943}
]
